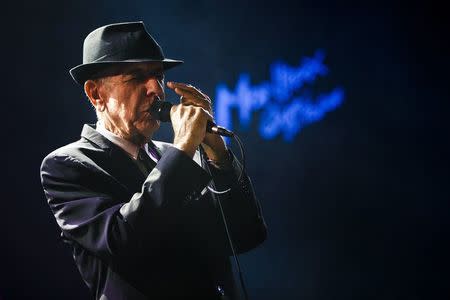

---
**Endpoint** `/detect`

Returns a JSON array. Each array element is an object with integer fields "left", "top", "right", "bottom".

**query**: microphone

[{"left": 150, "top": 99, "right": 234, "bottom": 137}]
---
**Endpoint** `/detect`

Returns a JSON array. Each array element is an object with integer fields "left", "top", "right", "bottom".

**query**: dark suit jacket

[{"left": 40, "top": 124, "right": 267, "bottom": 300}]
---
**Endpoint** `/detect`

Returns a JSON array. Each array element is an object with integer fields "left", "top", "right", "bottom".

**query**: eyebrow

[{"left": 121, "top": 67, "right": 164, "bottom": 83}]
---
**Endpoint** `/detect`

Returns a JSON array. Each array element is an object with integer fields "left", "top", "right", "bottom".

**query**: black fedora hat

[{"left": 69, "top": 21, "right": 183, "bottom": 85}]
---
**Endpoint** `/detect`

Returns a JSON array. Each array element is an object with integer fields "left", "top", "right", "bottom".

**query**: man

[{"left": 40, "top": 21, "right": 266, "bottom": 299}]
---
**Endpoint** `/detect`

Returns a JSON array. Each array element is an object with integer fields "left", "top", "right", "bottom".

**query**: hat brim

[{"left": 69, "top": 58, "right": 183, "bottom": 85}]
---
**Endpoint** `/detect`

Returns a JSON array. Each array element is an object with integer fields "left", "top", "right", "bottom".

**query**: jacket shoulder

[{"left": 40, "top": 137, "right": 106, "bottom": 177}]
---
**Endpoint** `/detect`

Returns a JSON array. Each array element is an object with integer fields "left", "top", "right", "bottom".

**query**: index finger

[
  {"left": 167, "top": 81, "right": 193, "bottom": 90},
  {"left": 167, "top": 81, "right": 210, "bottom": 102}
]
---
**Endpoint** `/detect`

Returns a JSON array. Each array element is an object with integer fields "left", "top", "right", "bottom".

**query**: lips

[
  {"left": 141, "top": 95, "right": 163, "bottom": 119},
  {"left": 142, "top": 111, "right": 151, "bottom": 119}
]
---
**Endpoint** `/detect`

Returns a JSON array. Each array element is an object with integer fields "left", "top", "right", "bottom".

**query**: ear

[{"left": 84, "top": 80, "right": 105, "bottom": 110}]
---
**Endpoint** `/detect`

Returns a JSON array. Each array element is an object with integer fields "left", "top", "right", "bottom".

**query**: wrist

[
  {"left": 207, "top": 151, "right": 232, "bottom": 170},
  {"left": 173, "top": 140, "right": 196, "bottom": 158},
  {"left": 202, "top": 142, "right": 230, "bottom": 166}
]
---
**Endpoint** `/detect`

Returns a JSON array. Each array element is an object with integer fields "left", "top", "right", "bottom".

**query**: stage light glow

[{"left": 215, "top": 50, "right": 344, "bottom": 142}]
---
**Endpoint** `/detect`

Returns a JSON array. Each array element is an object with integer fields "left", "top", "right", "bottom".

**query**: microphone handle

[{"left": 207, "top": 121, "right": 234, "bottom": 137}]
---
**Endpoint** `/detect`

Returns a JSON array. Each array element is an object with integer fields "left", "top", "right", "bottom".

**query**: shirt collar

[{"left": 95, "top": 120, "right": 140, "bottom": 160}]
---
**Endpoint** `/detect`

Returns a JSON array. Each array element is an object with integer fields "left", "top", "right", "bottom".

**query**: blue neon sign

[{"left": 215, "top": 50, "right": 344, "bottom": 142}]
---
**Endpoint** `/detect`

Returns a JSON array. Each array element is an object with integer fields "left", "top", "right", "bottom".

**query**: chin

[
  {"left": 142, "top": 122, "right": 160, "bottom": 138},
  {"left": 128, "top": 121, "right": 158, "bottom": 145}
]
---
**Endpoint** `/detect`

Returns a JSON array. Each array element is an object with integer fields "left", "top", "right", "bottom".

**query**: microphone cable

[
  {"left": 199, "top": 132, "right": 249, "bottom": 300},
  {"left": 151, "top": 99, "right": 250, "bottom": 299}
]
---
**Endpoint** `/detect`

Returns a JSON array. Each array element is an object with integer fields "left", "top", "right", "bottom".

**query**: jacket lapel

[{"left": 80, "top": 124, "right": 146, "bottom": 194}]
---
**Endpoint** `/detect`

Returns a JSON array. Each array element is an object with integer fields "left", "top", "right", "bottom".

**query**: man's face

[{"left": 97, "top": 62, "right": 165, "bottom": 145}]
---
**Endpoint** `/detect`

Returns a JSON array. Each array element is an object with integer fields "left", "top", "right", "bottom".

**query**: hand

[
  {"left": 167, "top": 81, "right": 229, "bottom": 162},
  {"left": 169, "top": 101, "right": 212, "bottom": 158}
]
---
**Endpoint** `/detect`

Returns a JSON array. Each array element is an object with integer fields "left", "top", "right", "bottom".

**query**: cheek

[
  {"left": 110, "top": 101, "right": 129, "bottom": 122},
  {"left": 108, "top": 89, "right": 144, "bottom": 125},
  {"left": 114, "top": 99, "right": 137, "bottom": 123},
  {"left": 122, "top": 103, "right": 136, "bottom": 120},
  {"left": 106, "top": 98, "right": 122, "bottom": 119},
  {"left": 126, "top": 93, "right": 144, "bottom": 120}
]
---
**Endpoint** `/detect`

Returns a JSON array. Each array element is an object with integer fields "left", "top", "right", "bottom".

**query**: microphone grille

[{"left": 150, "top": 100, "right": 172, "bottom": 122}]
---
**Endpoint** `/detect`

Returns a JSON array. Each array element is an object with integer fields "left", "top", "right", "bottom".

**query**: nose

[{"left": 145, "top": 76, "right": 165, "bottom": 98}]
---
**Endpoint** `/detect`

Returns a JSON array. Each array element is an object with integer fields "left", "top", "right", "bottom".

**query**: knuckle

[
  {"left": 191, "top": 106, "right": 200, "bottom": 115},
  {"left": 201, "top": 108, "right": 212, "bottom": 119}
]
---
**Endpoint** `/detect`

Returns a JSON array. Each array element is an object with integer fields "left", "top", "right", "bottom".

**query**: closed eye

[{"left": 124, "top": 70, "right": 165, "bottom": 83}]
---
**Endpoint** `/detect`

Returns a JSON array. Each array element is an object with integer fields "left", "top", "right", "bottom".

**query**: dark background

[{"left": 1, "top": 0, "right": 449, "bottom": 299}]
